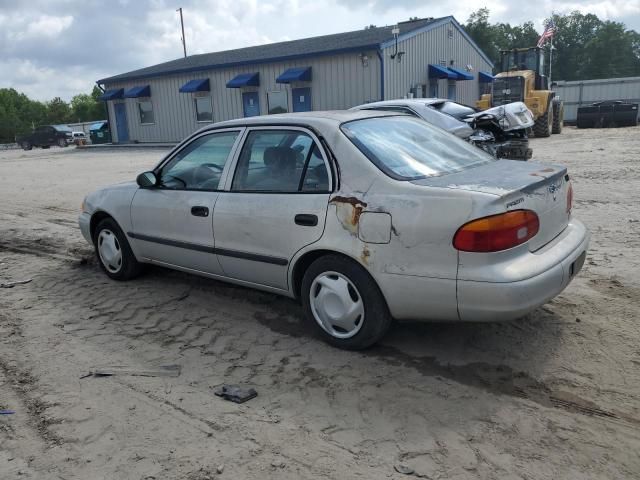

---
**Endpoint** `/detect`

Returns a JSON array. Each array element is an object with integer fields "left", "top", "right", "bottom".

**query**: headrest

[{"left": 264, "top": 146, "right": 296, "bottom": 170}]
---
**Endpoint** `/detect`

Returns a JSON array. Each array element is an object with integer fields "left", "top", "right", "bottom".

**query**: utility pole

[{"left": 177, "top": 7, "right": 187, "bottom": 57}]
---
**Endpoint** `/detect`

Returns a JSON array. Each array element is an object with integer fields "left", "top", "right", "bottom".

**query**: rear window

[
  {"left": 341, "top": 116, "right": 494, "bottom": 180},
  {"left": 429, "top": 101, "right": 476, "bottom": 120}
]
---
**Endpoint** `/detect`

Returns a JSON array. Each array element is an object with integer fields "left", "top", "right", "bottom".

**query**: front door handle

[
  {"left": 191, "top": 206, "right": 209, "bottom": 217},
  {"left": 295, "top": 214, "right": 318, "bottom": 226}
]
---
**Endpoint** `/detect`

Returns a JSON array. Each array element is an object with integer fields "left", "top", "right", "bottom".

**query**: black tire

[
  {"left": 533, "top": 101, "right": 553, "bottom": 137},
  {"left": 41, "top": 145, "right": 50, "bottom": 149},
  {"left": 301, "top": 254, "right": 392, "bottom": 350},
  {"left": 58, "top": 138, "right": 67, "bottom": 147},
  {"left": 552, "top": 101, "right": 564, "bottom": 134},
  {"left": 22, "top": 141, "right": 32, "bottom": 151},
  {"left": 93, "top": 217, "right": 142, "bottom": 281}
]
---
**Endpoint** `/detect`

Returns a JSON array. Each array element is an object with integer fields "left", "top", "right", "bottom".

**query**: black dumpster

[
  {"left": 89, "top": 121, "right": 111, "bottom": 144},
  {"left": 576, "top": 101, "right": 639, "bottom": 128}
]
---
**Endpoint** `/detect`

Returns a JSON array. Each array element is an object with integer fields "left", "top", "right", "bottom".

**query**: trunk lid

[{"left": 412, "top": 160, "right": 570, "bottom": 251}]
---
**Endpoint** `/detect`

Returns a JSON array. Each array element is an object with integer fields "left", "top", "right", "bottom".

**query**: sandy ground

[{"left": 0, "top": 127, "right": 639, "bottom": 480}]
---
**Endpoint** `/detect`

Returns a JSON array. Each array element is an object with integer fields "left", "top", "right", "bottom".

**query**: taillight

[
  {"left": 566, "top": 183, "right": 573, "bottom": 213},
  {"left": 453, "top": 210, "right": 540, "bottom": 252}
]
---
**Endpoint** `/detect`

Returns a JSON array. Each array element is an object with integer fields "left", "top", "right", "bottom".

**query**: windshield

[{"left": 341, "top": 116, "right": 494, "bottom": 180}]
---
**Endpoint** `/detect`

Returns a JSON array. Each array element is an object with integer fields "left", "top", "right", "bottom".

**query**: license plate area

[{"left": 570, "top": 251, "right": 586, "bottom": 278}]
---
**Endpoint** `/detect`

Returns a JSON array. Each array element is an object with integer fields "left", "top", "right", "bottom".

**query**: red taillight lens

[
  {"left": 566, "top": 183, "right": 573, "bottom": 213},
  {"left": 453, "top": 210, "right": 540, "bottom": 252}
]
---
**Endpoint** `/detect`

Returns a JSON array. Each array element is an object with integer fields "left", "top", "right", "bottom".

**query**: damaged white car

[
  {"left": 79, "top": 111, "right": 588, "bottom": 349},
  {"left": 352, "top": 99, "right": 535, "bottom": 160}
]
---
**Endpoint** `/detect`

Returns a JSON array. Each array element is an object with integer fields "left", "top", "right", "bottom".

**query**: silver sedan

[{"left": 79, "top": 111, "right": 589, "bottom": 349}]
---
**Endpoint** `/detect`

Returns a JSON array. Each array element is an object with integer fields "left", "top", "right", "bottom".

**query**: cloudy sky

[{"left": 1, "top": 0, "right": 639, "bottom": 101}]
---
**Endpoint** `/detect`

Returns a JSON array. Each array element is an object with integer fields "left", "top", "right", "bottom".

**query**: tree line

[
  {"left": 464, "top": 9, "right": 640, "bottom": 81},
  {"left": 0, "top": 86, "right": 106, "bottom": 143}
]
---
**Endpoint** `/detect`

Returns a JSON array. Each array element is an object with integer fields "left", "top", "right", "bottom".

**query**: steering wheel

[{"left": 162, "top": 174, "right": 187, "bottom": 188}]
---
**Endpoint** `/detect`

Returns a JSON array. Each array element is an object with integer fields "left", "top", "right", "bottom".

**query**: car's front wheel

[
  {"left": 22, "top": 141, "right": 32, "bottom": 151},
  {"left": 301, "top": 254, "right": 392, "bottom": 349},
  {"left": 58, "top": 138, "right": 67, "bottom": 147},
  {"left": 94, "top": 217, "right": 142, "bottom": 280}
]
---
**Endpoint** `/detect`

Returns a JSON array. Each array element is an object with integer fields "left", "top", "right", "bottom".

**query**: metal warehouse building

[
  {"left": 553, "top": 76, "right": 640, "bottom": 122},
  {"left": 97, "top": 16, "right": 493, "bottom": 143}
]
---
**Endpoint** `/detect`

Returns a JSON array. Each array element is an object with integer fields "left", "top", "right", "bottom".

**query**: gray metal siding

[
  {"left": 554, "top": 76, "right": 640, "bottom": 121},
  {"left": 104, "top": 50, "right": 380, "bottom": 143},
  {"left": 382, "top": 20, "right": 492, "bottom": 106}
]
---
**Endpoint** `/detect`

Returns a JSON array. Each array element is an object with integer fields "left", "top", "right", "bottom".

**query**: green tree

[
  {"left": 45, "top": 97, "right": 71, "bottom": 125},
  {"left": 464, "top": 9, "right": 640, "bottom": 80}
]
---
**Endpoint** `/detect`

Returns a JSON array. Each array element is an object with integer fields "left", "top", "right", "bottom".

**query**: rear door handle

[
  {"left": 191, "top": 206, "right": 209, "bottom": 217},
  {"left": 295, "top": 214, "right": 318, "bottom": 226}
]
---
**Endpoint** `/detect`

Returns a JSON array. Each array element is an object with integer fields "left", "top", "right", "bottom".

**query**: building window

[
  {"left": 267, "top": 91, "right": 288, "bottom": 114},
  {"left": 138, "top": 100, "right": 154, "bottom": 124},
  {"left": 194, "top": 96, "right": 213, "bottom": 122}
]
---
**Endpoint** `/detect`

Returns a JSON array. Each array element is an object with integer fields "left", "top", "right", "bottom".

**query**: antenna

[{"left": 177, "top": 7, "right": 187, "bottom": 57}]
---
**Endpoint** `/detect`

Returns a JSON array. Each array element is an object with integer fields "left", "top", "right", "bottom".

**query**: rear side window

[
  {"left": 341, "top": 116, "right": 493, "bottom": 180},
  {"left": 231, "top": 129, "right": 330, "bottom": 192}
]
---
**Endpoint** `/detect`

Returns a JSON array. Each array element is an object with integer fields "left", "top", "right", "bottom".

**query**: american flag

[{"left": 537, "top": 20, "right": 556, "bottom": 47}]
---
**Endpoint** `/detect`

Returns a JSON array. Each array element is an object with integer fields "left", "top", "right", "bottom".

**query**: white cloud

[{"left": 0, "top": 0, "right": 638, "bottom": 101}]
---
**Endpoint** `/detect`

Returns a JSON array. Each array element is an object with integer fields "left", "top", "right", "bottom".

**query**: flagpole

[{"left": 548, "top": 13, "right": 554, "bottom": 85}]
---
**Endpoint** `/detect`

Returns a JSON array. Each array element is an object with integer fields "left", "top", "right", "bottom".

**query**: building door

[
  {"left": 447, "top": 81, "right": 456, "bottom": 101},
  {"left": 242, "top": 92, "right": 260, "bottom": 117},
  {"left": 292, "top": 87, "right": 311, "bottom": 112},
  {"left": 114, "top": 103, "right": 129, "bottom": 142}
]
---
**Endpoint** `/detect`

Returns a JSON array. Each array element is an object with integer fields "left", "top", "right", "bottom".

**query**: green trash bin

[{"left": 89, "top": 122, "right": 111, "bottom": 144}]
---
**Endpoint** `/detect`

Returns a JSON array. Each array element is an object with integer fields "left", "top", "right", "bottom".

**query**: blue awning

[
  {"left": 226, "top": 72, "right": 260, "bottom": 88},
  {"left": 179, "top": 79, "right": 210, "bottom": 93},
  {"left": 276, "top": 67, "right": 312, "bottom": 83},
  {"left": 428, "top": 64, "right": 456, "bottom": 80},
  {"left": 97, "top": 88, "right": 124, "bottom": 101},
  {"left": 448, "top": 67, "right": 474, "bottom": 81},
  {"left": 124, "top": 85, "right": 151, "bottom": 98},
  {"left": 479, "top": 71, "right": 494, "bottom": 83}
]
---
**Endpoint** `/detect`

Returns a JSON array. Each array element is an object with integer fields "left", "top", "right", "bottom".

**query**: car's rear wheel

[
  {"left": 301, "top": 254, "right": 392, "bottom": 350},
  {"left": 22, "top": 141, "right": 32, "bottom": 151},
  {"left": 94, "top": 217, "right": 142, "bottom": 280}
]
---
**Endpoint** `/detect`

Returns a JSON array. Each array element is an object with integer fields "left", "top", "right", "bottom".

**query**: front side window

[
  {"left": 138, "top": 100, "right": 154, "bottom": 124},
  {"left": 232, "top": 129, "right": 329, "bottom": 192},
  {"left": 267, "top": 91, "right": 288, "bottom": 114},
  {"left": 195, "top": 97, "right": 213, "bottom": 122},
  {"left": 159, "top": 131, "right": 239, "bottom": 190},
  {"left": 341, "top": 116, "right": 493, "bottom": 180}
]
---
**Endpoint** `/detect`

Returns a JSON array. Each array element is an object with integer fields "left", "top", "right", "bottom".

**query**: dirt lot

[{"left": 1, "top": 127, "right": 639, "bottom": 480}]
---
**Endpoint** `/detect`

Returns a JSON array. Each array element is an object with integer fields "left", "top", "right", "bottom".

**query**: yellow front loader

[{"left": 477, "top": 47, "right": 563, "bottom": 137}]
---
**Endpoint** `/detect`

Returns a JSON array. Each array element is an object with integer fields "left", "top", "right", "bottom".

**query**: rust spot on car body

[
  {"left": 329, "top": 196, "right": 368, "bottom": 228},
  {"left": 360, "top": 245, "right": 371, "bottom": 265}
]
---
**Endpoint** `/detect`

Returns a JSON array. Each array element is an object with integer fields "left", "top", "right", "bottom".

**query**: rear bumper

[{"left": 457, "top": 219, "right": 590, "bottom": 321}]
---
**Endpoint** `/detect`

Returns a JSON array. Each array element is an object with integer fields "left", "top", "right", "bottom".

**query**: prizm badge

[
  {"left": 506, "top": 197, "right": 524, "bottom": 208},
  {"left": 548, "top": 180, "right": 563, "bottom": 201}
]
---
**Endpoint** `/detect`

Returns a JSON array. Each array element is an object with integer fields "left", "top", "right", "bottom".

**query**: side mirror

[{"left": 136, "top": 171, "right": 158, "bottom": 188}]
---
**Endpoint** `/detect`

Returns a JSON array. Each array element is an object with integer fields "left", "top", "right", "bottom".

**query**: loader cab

[{"left": 500, "top": 47, "right": 548, "bottom": 90}]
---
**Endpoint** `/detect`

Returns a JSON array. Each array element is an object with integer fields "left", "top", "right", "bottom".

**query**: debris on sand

[
  {"left": 0, "top": 278, "right": 32, "bottom": 288},
  {"left": 394, "top": 464, "right": 415, "bottom": 475},
  {"left": 213, "top": 385, "right": 257, "bottom": 404},
  {"left": 80, "top": 365, "right": 181, "bottom": 379}
]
